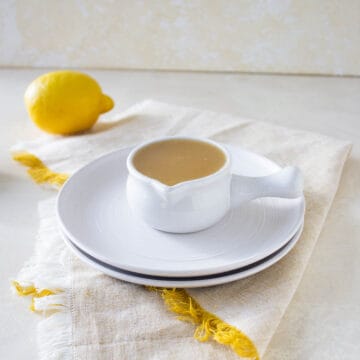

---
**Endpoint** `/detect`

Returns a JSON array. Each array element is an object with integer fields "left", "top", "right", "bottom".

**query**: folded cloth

[{"left": 12, "top": 100, "right": 351, "bottom": 359}]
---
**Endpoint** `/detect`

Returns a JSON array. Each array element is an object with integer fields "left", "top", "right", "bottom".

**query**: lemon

[{"left": 24, "top": 70, "right": 114, "bottom": 135}]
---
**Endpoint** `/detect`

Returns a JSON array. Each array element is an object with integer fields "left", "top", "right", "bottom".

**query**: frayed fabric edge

[
  {"left": 37, "top": 294, "right": 72, "bottom": 360},
  {"left": 11, "top": 197, "right": 72, "bottom": 360}
]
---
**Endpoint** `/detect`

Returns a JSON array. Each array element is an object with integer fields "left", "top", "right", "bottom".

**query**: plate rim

[{"left": 61, "top": 222, "right": 304, "bottom": 288}]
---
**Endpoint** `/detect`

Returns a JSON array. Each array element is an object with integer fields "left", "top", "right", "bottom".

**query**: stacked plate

[{"left": 57, "top": 145, "right": 305, "bottom": 288}]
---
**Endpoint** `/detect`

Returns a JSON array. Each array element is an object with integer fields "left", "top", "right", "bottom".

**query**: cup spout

[
  {"left": 150, "top": 180, "right": 190, "bottom": 205},
  {"left": 150, "top": 180, "right": 170, "bottom": 201}
]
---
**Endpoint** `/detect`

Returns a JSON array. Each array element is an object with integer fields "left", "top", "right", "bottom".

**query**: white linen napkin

[{"left": 12, "top": 100, "right": 351, "bottom": 359}]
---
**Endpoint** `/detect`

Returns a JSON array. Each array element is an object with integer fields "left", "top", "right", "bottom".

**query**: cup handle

[{"left": 231, "top": 166, "right": 303, "bottom": 205}]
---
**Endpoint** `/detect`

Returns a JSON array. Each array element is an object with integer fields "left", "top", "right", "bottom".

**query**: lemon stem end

[{"left": 101, "top": 94, "right": 114, "bottom": 113}]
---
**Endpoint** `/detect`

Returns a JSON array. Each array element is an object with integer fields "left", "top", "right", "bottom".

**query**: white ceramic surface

[
  {"left": 61, "top": 222, "right": 303, "bottom": 288},
  {"left": 126, "top": 137, "right": 232, "bottom": 233},
  {"left": 126, "top": 136, "right": 303, "bottom": 233},
  {"left": 57, "top": 145, "right": 305, "bottom": 277}
]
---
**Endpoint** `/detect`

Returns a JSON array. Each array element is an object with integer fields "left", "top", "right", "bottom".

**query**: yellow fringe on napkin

[
  {"left": 12, "top": 151, "right": 260, "bottom": 359},
  {"left": 12, "top": 152, "right": 69, "bottom": 187},
  {"left": 148, "top": 287, "right": 259, "bottom": 360},
  {"left": 12, "top": 281, "right": 63, "bottom": 312}
]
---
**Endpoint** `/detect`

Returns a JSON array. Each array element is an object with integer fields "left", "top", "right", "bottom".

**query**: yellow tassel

[
  {"left": 12, "top": 281, "right": 61, "bottom": 312},
  {"left": 148, "top": 287, "right": 259, "bottom": 360},
  {"left": 12, "top": 281, "right": 38, "bottom": 297},
  {"left": 12, "top": 152, "right": 69, "bottom": 187}
]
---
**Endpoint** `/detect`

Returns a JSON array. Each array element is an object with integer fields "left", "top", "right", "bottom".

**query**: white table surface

[{"left": 0, "top": 68, "right": 359, "bottom": 359}]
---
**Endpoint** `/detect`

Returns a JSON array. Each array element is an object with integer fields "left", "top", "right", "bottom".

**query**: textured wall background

[{"left": 1, "top": 0, "right": 359, "bottom": 75}]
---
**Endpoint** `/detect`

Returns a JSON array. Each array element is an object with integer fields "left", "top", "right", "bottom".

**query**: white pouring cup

[{"left": 126, "top": 136, "right": 303, "bottom": 233}]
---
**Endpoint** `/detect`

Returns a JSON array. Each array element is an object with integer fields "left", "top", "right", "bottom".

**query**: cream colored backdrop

[{"left": 1, "top": 0, "right": 359, "bottom": 75}]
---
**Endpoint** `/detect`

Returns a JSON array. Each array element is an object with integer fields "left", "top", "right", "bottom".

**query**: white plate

[
  {"left": 57, "top": 145, "right": 305, "bottom": 277},
  {"left": 61, "top": 222, "right": 303, "bottom": 288}
]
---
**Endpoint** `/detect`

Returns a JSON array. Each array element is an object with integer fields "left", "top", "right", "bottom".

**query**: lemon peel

[{"left": 24, "top": 70, "right": 114, "bottom": 135}]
